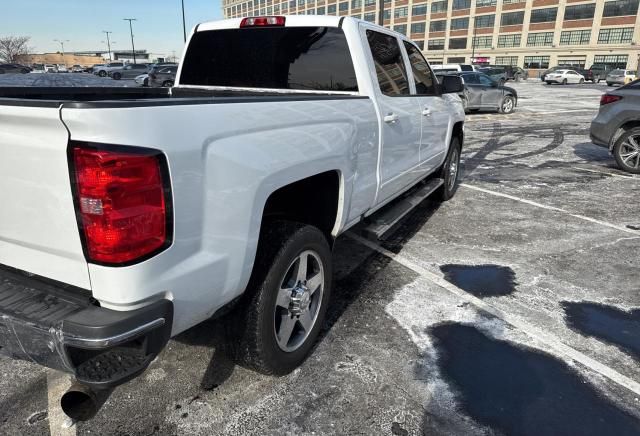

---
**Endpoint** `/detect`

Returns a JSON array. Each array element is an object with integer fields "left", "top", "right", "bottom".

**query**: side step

[{"left": 363, "top": 178, "right": 444, "bottom": 240}]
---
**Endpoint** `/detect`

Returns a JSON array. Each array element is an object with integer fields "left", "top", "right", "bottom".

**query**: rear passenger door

[
  {"left": 402, "top": 41, "right": 450, "bottom": 171},
  {"left": 364, "top": 29, "right": 422, "bottom": 205}
]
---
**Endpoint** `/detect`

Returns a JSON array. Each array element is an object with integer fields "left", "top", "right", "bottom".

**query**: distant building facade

[
  {"left": 16, "top": 53, "right": 104, "bottom": 67},
  {"left": 221, "top": 0, "right": 640, "bottom": 71}
]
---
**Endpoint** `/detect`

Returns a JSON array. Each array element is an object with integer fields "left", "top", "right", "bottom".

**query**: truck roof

[{"left": 197, "top": 15, "right": 349, "bottom": 32}]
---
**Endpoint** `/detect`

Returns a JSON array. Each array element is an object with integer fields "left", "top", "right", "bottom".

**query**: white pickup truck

[{"left": 0, "top": 16, "right": 464, "bottom": 419}]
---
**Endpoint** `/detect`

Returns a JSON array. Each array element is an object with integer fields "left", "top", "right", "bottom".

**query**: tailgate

[{"left": 0, "top": 104, "right": 90, "bottom": 289}]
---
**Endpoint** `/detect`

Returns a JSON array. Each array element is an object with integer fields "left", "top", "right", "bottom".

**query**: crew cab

[{"left": 0, "top": 16, "right": 464, "bottom": 420}]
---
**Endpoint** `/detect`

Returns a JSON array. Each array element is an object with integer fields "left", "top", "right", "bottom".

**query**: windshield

[{"left": 180, "top": 27, "right": 358, "bottom": 91}]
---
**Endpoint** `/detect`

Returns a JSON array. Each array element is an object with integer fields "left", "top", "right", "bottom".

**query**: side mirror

[{"left": 441, "top": 75, "right": 464, "bottom": 94}]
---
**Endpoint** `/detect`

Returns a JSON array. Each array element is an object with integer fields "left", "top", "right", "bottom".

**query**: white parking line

[
  {"left": 346, "top": 232, "right": 640, "bottom": 397},
  {"left": 572, "top": 166, "right": 639, "bottom": 179},
  {"left": 460, "top": 183, "right": 639, "bottom": 235}
]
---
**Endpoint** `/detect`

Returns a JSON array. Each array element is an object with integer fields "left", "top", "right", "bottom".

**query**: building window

[
  {"left": 394, "top": 24, "right": 407, "bottom": 34},
  {"left": 527, "top": 32, "right": 554, "bottom": 46},
  {"left": 593, "top": 54, "right": 628, "bottom": 68},
  {"left": 430, "top": 20, "right": 447, "bottom": 32},
  {"left": 428, "top": 39, "right": 446, "bottom": 50},
  {"left": 383, "top": 9, "right": 391, "bottom": 19},
  {"left": 495, "top": 56, "right": 518, "bottom": 66},
  {"left": 411, "top": 22, "right": 426, "bottom": 33},
  {"left": 351, "top": 0, "right": 361, "bottom": 8},
  {"left": 556, "top": 58, "right": 586, "bottom": 68},
  {"left": 497, "top": 34, "right": 521, "bottom": 47},
  {"left": 364, "top": 0, "right": 376, "bottom": 5},
  {"left": 476, "top": 0, "right": 496, "bottom": 6},
  {"left": 559, "top": 30, "right": 591, "bottom": 45},
  {"left": 502, "top": 0, "right": 526, "bottom": 4},
  {"left": 415, "top": 41, "right": 425, "bottom": 50},
  {"left": 412, "top": 4, "right": 427, "bottom": 15},
  {"left": 317, "top": 6, "right": 325, "bottom": 13},
  {"left": 598, "top": 27, "right": 635, "bottom": 44},
  {"left": 364, "top": 12, "right": 376, "bottom": 21},
  {"left": 529, "top": 7, "right": 557, "bottom": 23},
  {"left": 524, "top": 55, "right": 550, "bottom": 68},
  {"left": 452, "top": 0, "right": 471, "bottom": 9},
  {"left": 564, "top": 3, "right": 596, "bottom": 20},
  {"left": 474, "top": 14, "right": 495, "bottom": 28},
  {"left": 448, "top": 57, "right": 466, "bottom": 63},
  {"left": 394, "top": 6, "right": 408, "bottom": 17},
  {"left": 328, "top": 4, "right": 336, "bottom": 13},
  {"left": 603, "top": 0, "right": 639, "bottom": 17},
  {"left": 500, "top": 11, "right": 524, "bottom": 26},
  {"left": 472, "top": 36, "right": 493, "bottom": 48},
  {"left": 451, "top": 17, "right": 469, "bottom": 30},
  {"left": 339, "top": 2, "right": 348, "bottom": 11},
  {"left": 449, "top": 37, "right": 467, "bottom": 49},
  {"left": 431, "top": 1, "right": 448, "bottom": 13}
]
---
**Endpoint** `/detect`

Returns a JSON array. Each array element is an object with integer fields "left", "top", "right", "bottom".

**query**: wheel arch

[{"left": 610, "top": 119, "right": 640, "bottom": 150}]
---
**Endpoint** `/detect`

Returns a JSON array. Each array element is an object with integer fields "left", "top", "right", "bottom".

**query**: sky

[{"left": 1, "top": 0, "right": 224, "bottom": 58}]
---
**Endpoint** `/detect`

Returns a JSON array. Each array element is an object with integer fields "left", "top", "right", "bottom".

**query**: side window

[
  {"left": 402, "top": 41, "right": 437, "bottom": 95},
  {"left": 366, "top": 29, "right": 410, "bottom": 96},
  {"left": 463, "top": 73, "right": 480, "bottom": 84},
  {"left": 478, "top": 74, "right": 494, "bottom": 86}
]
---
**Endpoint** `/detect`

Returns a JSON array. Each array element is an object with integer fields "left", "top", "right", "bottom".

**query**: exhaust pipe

[{"left": 60, "top": 383, "right": 113, "bottom": 421}]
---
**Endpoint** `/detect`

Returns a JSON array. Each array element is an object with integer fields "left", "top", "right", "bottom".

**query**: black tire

[
  {"left": 562, "top": 79, "right": 568, "bottom": 85},
  {"left": 436, "top": 136, "right": 462, "bottom": 201},
  {"left": 500, "top": 95, "right": 516, "bottom": 114},
  {"left": 112, "top": 73, "right": 121, "bottom": 80},
  {"left": 579, "top": 78, "right": 584, "bottom": 84},
  {"left": 545, "top": 81, "right": 552, "bottom": 85},
  {"left": 230, "top": 221, "right": 332, "bottom": 375},
  {"left": 98, "top": 70, "right": 107, "bottom": 77},
  {"left": 607, "top": 82, "right": 613, "bottom": 87},
  {"left": 162, "top": 80, "right": 174, "bottom": 87},
  {"left": 612, "top": 127, "right": 640, "bottom": 174},
  {"left": 143, "top": 78, "right": 149, "bottom": 87}
]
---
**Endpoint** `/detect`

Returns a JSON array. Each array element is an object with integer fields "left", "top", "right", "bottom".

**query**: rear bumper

[
  {"left": 590, "top": 120, "right": 612, "bottom": 149},
  {"left": 0, "top": 264, "right": 172, "bottom": 389}
]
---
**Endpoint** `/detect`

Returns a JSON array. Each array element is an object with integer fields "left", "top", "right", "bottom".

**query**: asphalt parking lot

[{"left": 1, "top": 78, "right": 639, "bottom": 435}]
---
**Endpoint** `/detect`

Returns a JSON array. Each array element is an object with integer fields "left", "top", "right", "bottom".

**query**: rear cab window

[{"left": 179, "top": 26, "right": 358, "bottom": 92}]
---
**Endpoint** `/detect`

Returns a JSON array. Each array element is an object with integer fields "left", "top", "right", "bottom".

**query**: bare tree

[{"left": 0, "top": 36, "right": 31, "bottom": 63}]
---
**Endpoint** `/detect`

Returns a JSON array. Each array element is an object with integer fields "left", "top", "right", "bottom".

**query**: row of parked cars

[
  {"left": 432, "top": 64, "right": 527, "bottom": 85},
  {"left": 90, "top": 62, "right": 178, "bottom": 87},
  {"left": 541, "top": 65, "right": 638, "bottom": 86}
]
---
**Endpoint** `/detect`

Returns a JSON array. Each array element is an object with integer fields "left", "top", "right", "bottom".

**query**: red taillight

[
  {"left": 72, "top": 145, "right": 171, "bottom": 265},
  {"left": 240, "top": 16, "right": 286, "bottom": 27},
  {"left": 600, "top": 94, "right": 623, "bottom": 106}
]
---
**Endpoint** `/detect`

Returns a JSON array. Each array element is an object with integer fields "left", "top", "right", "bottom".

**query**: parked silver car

[
  {"left": 606, "top": 69, "right": 637, "bottom": 87},
  {"left": 590, "top": 80, "right": 640, "bottom": 173},
  {"left": 148, "top": 65, "right": 178, "bottom": 88},
  {"left": 109, "top": 64, "right": 149, "bottom": 80}
]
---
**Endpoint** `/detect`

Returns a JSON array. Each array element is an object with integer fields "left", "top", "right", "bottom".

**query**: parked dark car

[
  {"left": 590, "top": 80, "right": 640, "bottom": 173},
  {"left": 437, "top": 71, "right": 518, "bottom": 114},
  {"left": 148, "top": 65, "right": 178, "bottom": 87},
  {"left": 477, "top": 67, "right": 508, "bottom": 85},
  {"left": 0, "top": 63, "right": 31, "bottom": 74},
  {"left": 589, "top": 64, "right": 615, "bottom": 83},
  {"left": 109, "top": 64, "right": 149, "bottom": 80},
  {"left": 576, "top": 68, "right": 595, "bottom": 82},
  {"left": 496, "top": 65, "right": 528, "bottom": 81}
]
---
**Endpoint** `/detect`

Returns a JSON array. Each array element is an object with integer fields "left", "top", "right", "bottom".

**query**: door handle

[
  {"left": 422, "top": 107, "right": 431, "bottom": 117},
  {"left": 383, "top": 113, "right": 399, "bottom": 124}
]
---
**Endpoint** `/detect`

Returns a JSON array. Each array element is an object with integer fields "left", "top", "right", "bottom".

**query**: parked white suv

[{"left": 0, "top": 15, "right": 465, "bottom": 421}]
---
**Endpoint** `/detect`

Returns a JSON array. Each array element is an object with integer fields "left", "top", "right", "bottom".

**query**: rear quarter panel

[{"left": 60, "top": 98, "right": 378, "bottom": 334}]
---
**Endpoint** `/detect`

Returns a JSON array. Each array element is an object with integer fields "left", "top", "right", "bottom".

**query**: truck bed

[{"left": 0, "top": 86, "right": 365, "bottom": 108}]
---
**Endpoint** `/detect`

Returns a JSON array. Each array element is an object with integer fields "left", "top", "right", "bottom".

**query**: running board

[{"left": 363, "top": 178, "right": 444, "bottom": 240}]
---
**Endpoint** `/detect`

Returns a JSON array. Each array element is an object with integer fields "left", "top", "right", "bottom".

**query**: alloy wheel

[{"left": 619, "top": 135, "right": 640, "bottom": 170}]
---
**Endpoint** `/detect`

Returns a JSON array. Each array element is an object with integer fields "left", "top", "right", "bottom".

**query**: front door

[{"left": 365, "top": 29, "right": 422, "bottom": 205}]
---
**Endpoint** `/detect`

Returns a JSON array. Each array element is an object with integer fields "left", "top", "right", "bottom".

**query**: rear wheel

[
  {"left": 162, "top": 80, "right": 174, "bottom": 87},
  {"left": 112, "top": 73, "right": 121, "bottom": 80},
  {"left": 143, "top": 78, "right": 149, "bottom": 87},
  {"left": 579, "top": 78, "right": 584, "bottom": 84},
  {"left": 98, "top": 70, "right": 106, "bottom": 77},
  {"left": 613, "top": 127, "right": 640, "bottom": 174},
  {"left": 436, "top": 136, "right": 462, "bottom": 201},
  {"left": 230, "top": 221, "right": 332, "bottom": 374},
  {"left": 562, "top": 78, "right": 568, "bottom": 85}
]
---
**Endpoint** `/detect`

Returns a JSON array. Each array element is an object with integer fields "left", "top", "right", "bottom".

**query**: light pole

[
  {"left": 102, "top": 31, "right": 113, "bottom": 61},
  {"left": 181, "top": 0, "right": 187, "bottom": 43},
  {"left": 377, "top": 0, "right": 385, "bottom": 26},
  {"left": 123, "top": 18, "right": 138, "bottom": 64},
  {"left": 471, "top": 17, "right": 477, "bottom": 64},
  {"left": 54, "top": 39, "right": 70, "bottom": 66}
]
